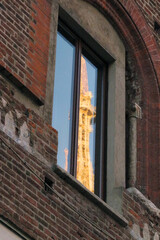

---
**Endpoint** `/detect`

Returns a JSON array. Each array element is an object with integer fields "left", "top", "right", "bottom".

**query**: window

[
  {"left": 52, "top": 21, "right": 107, "bottom": 199},
  {"left": 48, "top": 0, "right": 126, "bottom": 212}
]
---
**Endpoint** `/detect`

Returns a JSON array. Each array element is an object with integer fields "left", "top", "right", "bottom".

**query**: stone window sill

[{"left": 52, "top": 164, "right": 128, "bottom": 227}]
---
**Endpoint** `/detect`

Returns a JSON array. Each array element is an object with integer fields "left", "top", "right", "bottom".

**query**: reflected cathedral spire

[{"left": 76, "top": 56, "right": 96, "bottom": 192}]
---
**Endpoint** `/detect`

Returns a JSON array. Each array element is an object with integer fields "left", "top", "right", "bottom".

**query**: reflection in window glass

[
  {"left": 76, "top": 55, "right": 97, "bottom": 192},
  {"left": 52, "top": 32, "right": 75, "bottom": 172}
]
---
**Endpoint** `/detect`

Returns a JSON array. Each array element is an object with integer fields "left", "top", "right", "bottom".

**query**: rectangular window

[{"left": 52, "top": 21, "right": 107, "bottom": 200}]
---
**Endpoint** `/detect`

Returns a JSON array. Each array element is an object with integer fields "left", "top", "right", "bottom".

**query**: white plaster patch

[
  {"left": 2, "top": 98, "right": 7, "bottom": 107},
  {"left": 4, "top": 111, "right": 16, "bottom": 138},
  {"left": 132, "top": 224, "right": 141, "bottom": 238},
  {"left": 15, "top": 110, "right": 22, "bottom": 119},
  {"left": 154, "top": 233, "right": 159, "bottom": 240},
  {"left": 18, "top": 122, "right": 30, "bottom": 151},
  {"left": 0, "top": 108, "right": 51, "bottom": 167},
  {"left": 127, "top": 188, "right": 160, "bottom": 218},
  {"left": 143, "top": 223, "right": 150, "bottom": 240},
  {"left": 130, "top": 224, "right": 143, "bottom": 240}
]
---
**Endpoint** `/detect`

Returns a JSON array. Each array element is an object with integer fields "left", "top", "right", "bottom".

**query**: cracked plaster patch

[
  {"left": 154, "top": 233, "right": 159, "bottom": 240},
  {"left": 127, "top": 188, "right": 160, "bottom": 218},
  {"left": 130, "top": 223, "right": 159, "bottom": 240},
  {"left": 18, "top": 121, "right": 31, "bottom": 152},
  {"left": 2, "top": 98, "right": 7, "bottom": 107},
  {"left": 4, "top": 111, "right": 16, "bottom": 139},
  {"left": 0, "top": 109, "right": 31, "bottom": 152},
  {"left": 130, "top": 224, "right": 143, "bottom": 240},
  {"left": 15, "top": 109, "right": 22, "bottom": 119},
  {"left": 0, "top": 108, "right": 51, "bottom": 167},
  {"left": 143, "top": 223, "right": 150, "bottom": 240}
]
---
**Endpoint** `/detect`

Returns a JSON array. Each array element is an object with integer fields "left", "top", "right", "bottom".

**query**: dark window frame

[{"left": 56, "top": 19, "right": 108, "bottom": 200}]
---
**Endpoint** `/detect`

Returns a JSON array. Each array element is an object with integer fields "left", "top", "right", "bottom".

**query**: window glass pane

[
  {"left": 76, "top": 55, "right": 97, "bottom": 192},
  {"left": 52, "top": 32, "right": 75, "bottom": 172}
]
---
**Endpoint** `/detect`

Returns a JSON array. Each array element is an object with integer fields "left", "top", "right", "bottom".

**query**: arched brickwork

[{"left": 84, "top": 0, "right": 160, "bottom": 207}]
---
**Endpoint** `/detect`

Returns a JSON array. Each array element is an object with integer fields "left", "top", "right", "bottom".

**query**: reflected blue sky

[{"left": 52, "top": 32, "right": 75, "bottom": 171}]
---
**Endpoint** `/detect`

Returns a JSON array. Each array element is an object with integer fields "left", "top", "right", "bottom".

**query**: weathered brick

[{"left": 0, "top": 1, "right": 160, "bottom": 240}]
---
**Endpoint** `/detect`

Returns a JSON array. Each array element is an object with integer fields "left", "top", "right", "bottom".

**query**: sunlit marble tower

[{"left": 76, "top": 56, "right": 96, "bottom": 192}]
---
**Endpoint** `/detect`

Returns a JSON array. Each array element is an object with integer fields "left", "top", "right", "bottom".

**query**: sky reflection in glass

[{"left": 52, "top": 32, "right": 75, "bottom": 171}]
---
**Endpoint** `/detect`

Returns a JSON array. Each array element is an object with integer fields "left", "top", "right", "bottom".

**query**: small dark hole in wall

[
  {"left": 0, "top": 3, "right": 6, "bottom": 10},
  {"left": 29, "top": 135, "right": 34, "bottom": 147},
  {"left": 45, "top": 177, "right": 53, "bottom": 194},
  {"left": 11, "top": 90, "right": 14, "bottom": 96},
  {"left": 1, "top": 114, "right": 5, "bottom": 125},
  {"left": 15, "top": 127, "right": 20, "bottom": 137},
  {"left": 154, "top": 21, "right": 160, "bottom": 34}
]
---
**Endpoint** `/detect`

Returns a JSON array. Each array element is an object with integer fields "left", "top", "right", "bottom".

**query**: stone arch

[{"left": 83, "top": 0, "right": 160, "bottom": 206}]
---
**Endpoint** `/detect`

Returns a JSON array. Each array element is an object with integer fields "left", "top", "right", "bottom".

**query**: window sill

[{"left": 52, "top": 164, "right": 128, "bottom": 227}]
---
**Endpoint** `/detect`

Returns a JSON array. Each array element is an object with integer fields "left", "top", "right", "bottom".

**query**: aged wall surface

[
  {"left": 0, "top": 0, "right": 52, "bottom": 103},
  {"left": 0, "top": 0, "right": 160, "bottom": 240},
  {"left": 136, "top": 0, "right": 160, "bottom": 46}
]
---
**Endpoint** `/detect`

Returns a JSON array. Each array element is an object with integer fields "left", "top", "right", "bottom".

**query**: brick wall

[
  {"left": 0, "top": 74, "right": 57, "bottom": 166},
  {"left": 0, "top": 79, "right": 159, "bottom": 239},
  {"left": 0, "top": 0, "right": 52, "bottom": 103},
  {"left": 123, "top": 190, "right": 160, "bottom": 240},
  {"left": 0, "top": 83, "right": 159, "bottom": 239},
  {"left": 136, "top": 0, "right": 160, "bottom": 46}
]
